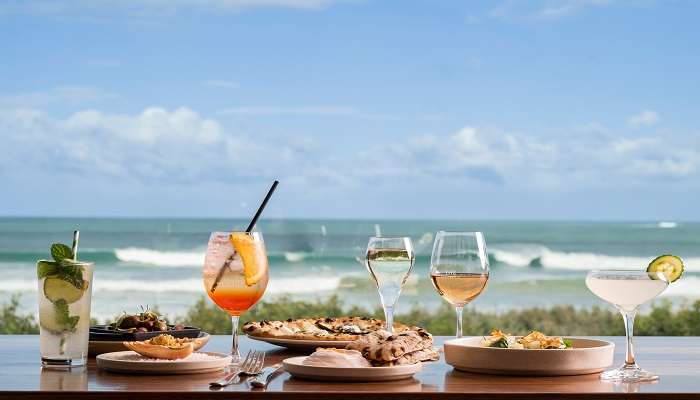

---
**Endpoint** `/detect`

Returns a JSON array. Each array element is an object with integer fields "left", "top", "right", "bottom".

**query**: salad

[{"left": 482, "top": 329, "right": 572, "bottom": 349}]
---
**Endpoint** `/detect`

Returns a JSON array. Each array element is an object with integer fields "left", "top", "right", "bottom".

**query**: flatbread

[{"left": 242, "top": 317, "right": 414, "bottom": 341}]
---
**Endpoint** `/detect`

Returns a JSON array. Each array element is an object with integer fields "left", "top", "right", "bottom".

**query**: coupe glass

[
  {"left": 586, "top": 270, "right": 669, "bottom": 382},
  {"left": 429, "top": 231, "right": 489, "bottom": 338},
  {"left": 203, "top": 231, "right": 269, "bottom": 363},
  {"left": 365, "top": 236, "right": 414, "bottom": 333}
]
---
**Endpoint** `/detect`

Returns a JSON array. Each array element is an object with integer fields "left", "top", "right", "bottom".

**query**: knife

[{"left": 250, "top": 363, "right": 284, "bottom": 388}]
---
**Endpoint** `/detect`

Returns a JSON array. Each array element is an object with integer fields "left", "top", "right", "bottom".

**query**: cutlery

[
  {"left": 250, "top": 363, "right": 284, "bottom": 388},
  {"left": 210, "top": 350, "right": 265, "bottom": 388}
]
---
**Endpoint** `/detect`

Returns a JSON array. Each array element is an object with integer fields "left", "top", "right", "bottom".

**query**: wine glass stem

[
  {"left": 384, "top": 305, "right": 394, "bottom": 333},
  {"left": 455, "top": 306, "right": 464, "bottom": 338},
  {"left": 621, "top": 310, "right": 637, "bottom": 366},
  {"left": 231, "top": 315, "right": 241, "bottom": 363}
]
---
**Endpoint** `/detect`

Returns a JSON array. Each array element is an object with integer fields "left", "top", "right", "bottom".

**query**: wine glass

[
  {"left": 586, "top": 269, "right": 669, "bottom": 382},
  {"left": 429, "top": 231, "right": 489, "bottom": 338},
  {"left": 365, "top": 236, "right": 414, "bottom": 333},
  {"left": 203, "top": 231, "right": 269, "bottom": 363}
]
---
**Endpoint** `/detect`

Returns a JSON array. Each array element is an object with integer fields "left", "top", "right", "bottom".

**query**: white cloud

[
  {"left": 627, "top": 109, "right": 659, "bottom": 127},
  {"left": 490, "top": 0, "right": 614, "bottom": 20},
  {"left": 217, "top": 105, "right": 357, "bottom": 116},
  {"left": 1, "top": 107, "right": 697, "bottom": 190},
  {"left": 0, "top": 107, "right": 315, "bottom": 183},
  {"left": 0, "top": 86, "right": 115, "bottom": 108},
  {"left": 0, "top": 0, "right": 346, "bottom": 16},
  {"left": 203, "top": 80, "right": 239, "bottom": 89}
]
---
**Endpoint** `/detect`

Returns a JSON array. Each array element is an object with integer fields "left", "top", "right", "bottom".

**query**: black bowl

[{"left": 89, "top": 325, "right": 201, "bottom": 341}]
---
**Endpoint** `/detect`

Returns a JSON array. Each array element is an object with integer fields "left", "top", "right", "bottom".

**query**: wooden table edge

[{"left": 3, "top": 391, "right": 700, "bottom": 400}]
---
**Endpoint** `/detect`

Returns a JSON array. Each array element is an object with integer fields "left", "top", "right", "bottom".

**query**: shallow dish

[
  {"left": 444, "top": 336, "right": 614, "bottom": 376},
  {"left": 96, "top": 350, "right": 230, "bottom": 374},
  {"left": 247, "top": 335, "right": 352, "bottom": 352},
  {"left": 89, "top": 332, "right": 210, "bottom": 357},
  {"left": 90, "top": 325, "right": 201, "bottom": 341},
  {"left": 283, "top": 356, "right": 422, "bottom": 381}
]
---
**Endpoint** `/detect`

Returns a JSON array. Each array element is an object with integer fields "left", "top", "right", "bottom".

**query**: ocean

[{"left": 1, "top": 218, "right": 698, "bottom": 322}]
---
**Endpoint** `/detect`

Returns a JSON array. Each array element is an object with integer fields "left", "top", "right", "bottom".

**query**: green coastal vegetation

[{"left": 3, "top": 295, "right": 700, "bottom": 336}]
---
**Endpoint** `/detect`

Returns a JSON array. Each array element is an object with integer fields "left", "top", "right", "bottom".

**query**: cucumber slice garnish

[
  {"left": 647, "top": 254, "right": 684, "bottom": 283},
  {"left": 44, "top": 277, "right": 87, "bottom": 304},
  {"left": 39, "top": 299, "right": 80, "bottom": 334}
]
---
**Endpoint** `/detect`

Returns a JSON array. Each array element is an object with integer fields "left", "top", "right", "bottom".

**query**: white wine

[
  {"left": 430, "top": 272, "right": 488, "bottom": 306},
  {"left": 366, "top": 248, "right": 414, "bottom": 308}
]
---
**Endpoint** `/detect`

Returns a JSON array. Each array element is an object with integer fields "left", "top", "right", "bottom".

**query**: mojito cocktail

[{"left": 37, "top": 239, "right": 93, "bottom": 367}]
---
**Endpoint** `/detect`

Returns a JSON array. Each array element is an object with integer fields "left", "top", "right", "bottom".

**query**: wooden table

[{"left": 1, "top": 335, "right": 699, "bottom": 399}]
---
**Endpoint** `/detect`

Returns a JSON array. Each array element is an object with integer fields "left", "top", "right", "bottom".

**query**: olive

[
  {"left": 173, "top": 324, "right": 185, "bottom": 331},
  {"left": 154, "top": 321, "right": 168, "bottom": 331},
  {"left": 138, "top": 320, "right": 155, "bottom": 330},
  {"left": 136, "top": 327, "right": 148, "bottom": 333},
  {"left": 119, "top": 315, "right": 139, "bottom": 329}
]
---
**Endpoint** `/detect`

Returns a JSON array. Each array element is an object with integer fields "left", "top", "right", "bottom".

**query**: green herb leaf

[
  {"left": 563, "top": 339, "right": 573, "bottom": 348},
  {"left": 57, "top": 261, "right": 86, "bottom": 290},
  {"left": 51, "top": 243, "right": 74, "bottom": 262},
  {"left": 38, "top": 259, "right": 85, "bottom": 290},
  {"left": 53, "top": 299, "right": 80, "bottom": 332},
  {"left": 491, "top": 337, "right": 509, "bottom": 348},
  {"left": 37, "top": 260, "right": 59, "bottom": 278}
]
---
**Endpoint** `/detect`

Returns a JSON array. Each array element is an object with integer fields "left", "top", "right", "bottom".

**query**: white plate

[
  {"left": 97, "top": 351, "right": 231, "bottom": 374},
  {"left": 444, "top": 337, "right": 614, "bottom": 376},
  {"left": 283, "top": 356, "right": 422, "bottom": 382},
  {"left": 247, "top": 335, "right": 352, "bottom": 352},
  {"left": 89, "top": 332, "right": 210, "bottom": 356}
]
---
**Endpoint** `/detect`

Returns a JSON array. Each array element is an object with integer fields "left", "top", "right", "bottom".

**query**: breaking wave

[{"left": 491, "top": 245, "right": 700, "bottom": 271}]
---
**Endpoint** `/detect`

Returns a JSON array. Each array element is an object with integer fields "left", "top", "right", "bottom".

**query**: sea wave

[
  {"left": 113, "top": 247, "right": 350, "bottom": 267},
  {"left": 663, "top": 277, "right": 700, "bottom": 297},
  {"left": 1, "top": 276, "right": 342, "bottom": 294},
  {"left": 114, "top": 248, "right": 204, "bottom": 267},
  {"left": 491, "top": 245, "right": 700, "bottom": 271},
  {"left": 284, "top": 251, "right": 308, "bottom": 262}
]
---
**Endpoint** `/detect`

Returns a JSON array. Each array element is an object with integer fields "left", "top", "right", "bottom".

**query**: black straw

[{"left": 244, "top": 180, "right": 279, "bottom": 233}]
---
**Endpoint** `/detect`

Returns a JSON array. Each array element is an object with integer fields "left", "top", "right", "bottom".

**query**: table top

[{"left": 1, "top": 335, "right": 699, "bottom": 399}]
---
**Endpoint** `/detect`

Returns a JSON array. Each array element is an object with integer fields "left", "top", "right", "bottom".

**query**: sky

[{"left": 1, "top": 0, "right": 699, "bottom": 220}]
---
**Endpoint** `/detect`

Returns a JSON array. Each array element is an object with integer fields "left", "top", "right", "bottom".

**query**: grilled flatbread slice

[
  {"left": 345, "top": 329, "right": 434, "bottom": 362},
  {"left": 371, "top": 347, "right": 440, "bottom": 366}
]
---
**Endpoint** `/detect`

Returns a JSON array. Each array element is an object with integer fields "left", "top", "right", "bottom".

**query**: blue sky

[{"left": 1, "top": 0, "right": 699, "bottom": 220}]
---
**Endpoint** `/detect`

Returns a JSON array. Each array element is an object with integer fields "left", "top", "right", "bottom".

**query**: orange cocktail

[{"left": 203, "top": 231, "right": 269, "bottom": 361}]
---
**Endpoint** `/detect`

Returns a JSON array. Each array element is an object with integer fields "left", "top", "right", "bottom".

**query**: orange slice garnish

[{"left": 229, "top": 233, "right": 267, "bottom": 286}]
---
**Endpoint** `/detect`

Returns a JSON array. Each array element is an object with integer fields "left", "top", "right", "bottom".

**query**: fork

[{"left": 210, "top": 350, "right": 265, "bottom": 388}]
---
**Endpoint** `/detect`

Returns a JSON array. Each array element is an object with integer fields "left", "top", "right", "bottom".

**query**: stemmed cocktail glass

[
  {"left": 586, "top": 269, "right": 669, "bottom": 382},
  {"left": 203, "top": 231, "right": 269, "bottom": 363},
  {"left": 429, "top": 231, "right": 489, "bottom": 338}
]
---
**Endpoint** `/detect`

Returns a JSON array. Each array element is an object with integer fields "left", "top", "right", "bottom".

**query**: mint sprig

[
  {"left": 53, "top": 299, "right": 80, "bottom": 332},
  {"left": 51, "top": 243, "right": 74, "bottom": 262}
]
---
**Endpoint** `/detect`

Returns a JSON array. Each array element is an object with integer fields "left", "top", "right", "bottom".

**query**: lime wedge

[
  {"left": 39, "top": 300, "right": 80, "bottom": 334},
  {"left": 647, "top": 255, "right": 684, "bottom": 282},
  {"left": 44, "top": 277, "right": 87, "bottom": 304}
]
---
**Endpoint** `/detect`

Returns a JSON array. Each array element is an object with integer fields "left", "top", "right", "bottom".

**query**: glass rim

[
  {"left": 37, "top": 259, "right": 93, "bottom": 266},
  {"left": 436, "top": 231, "right": 484, "bottom": 235},
  {"left": 210, "top": 231, "right": 262, "bottom": 236},
  {"left": 588, "top": 269, "right": 653, "bottom": 274}
]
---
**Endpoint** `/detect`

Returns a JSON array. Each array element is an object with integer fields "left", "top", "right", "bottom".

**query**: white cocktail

[
  {"left": 586, "top": 270, "right": 668, "bottom": 382},
  {"left": 37, "top": 238, "right": 94, "bottom": 368}
]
